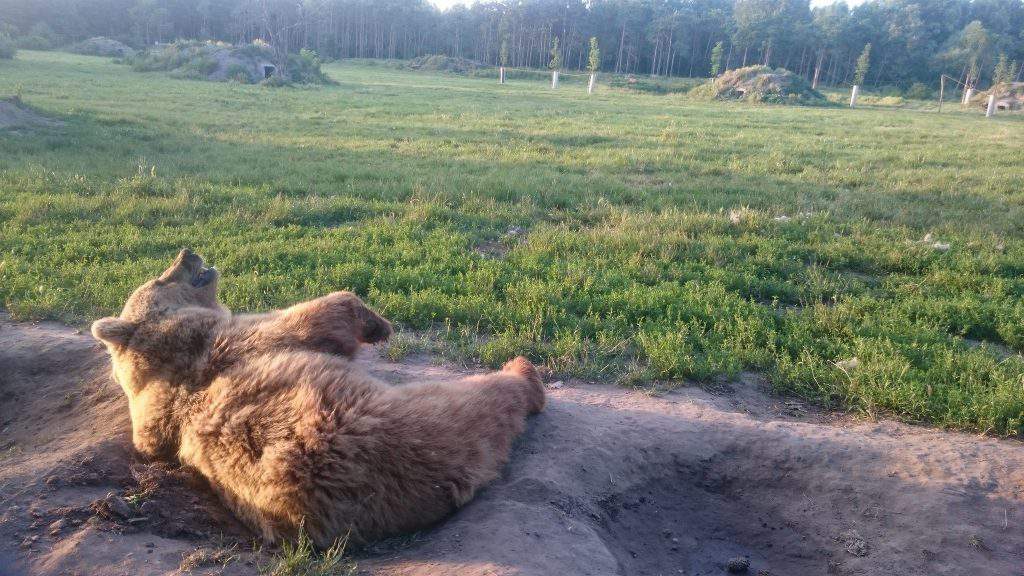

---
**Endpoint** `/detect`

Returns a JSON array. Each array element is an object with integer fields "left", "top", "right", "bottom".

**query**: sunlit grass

[{"left": 2, "top": 50, "right": 1023, "bottom": 433}]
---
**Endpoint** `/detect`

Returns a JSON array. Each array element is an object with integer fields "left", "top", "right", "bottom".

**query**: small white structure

[
  {"left": 588, "top": 73, "right": 596, "bottom": 94},
  {"left": 850, "top": 85, "right": 859, "bottom": 107},
  {"left": 499, "top": 66, "right": 505, "bottom": 84},
  {"left": 986, "top": 94, "right": 996, "bottom": 117},
  {"left": 551, "top": 70, "right": 559, "bottom": 89}
]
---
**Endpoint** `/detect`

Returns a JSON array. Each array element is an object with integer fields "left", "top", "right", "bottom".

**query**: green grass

[
  {"left": 258, "top": 526, "right": 356, "bottom": 576},
  {"left": 2, "top": 50, "right": 1023, "bottom": 434}
]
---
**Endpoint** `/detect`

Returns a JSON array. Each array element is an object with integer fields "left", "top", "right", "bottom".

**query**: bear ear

[{"left": 91, "top": 317, "right": 136, "bottom": 347}]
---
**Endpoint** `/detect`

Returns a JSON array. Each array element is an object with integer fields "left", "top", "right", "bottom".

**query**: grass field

[{"left": 2, "top": 50, "right": 1023, "bottom": 434}]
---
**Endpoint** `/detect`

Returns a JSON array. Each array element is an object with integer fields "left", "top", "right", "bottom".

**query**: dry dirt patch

[{"left": 1, "top": 315, "right": 1023, "bottom": 575}]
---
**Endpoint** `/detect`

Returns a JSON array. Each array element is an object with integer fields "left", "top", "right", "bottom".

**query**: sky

[{"left": 426, "top": 0, "right": 869, "bottom": 9}]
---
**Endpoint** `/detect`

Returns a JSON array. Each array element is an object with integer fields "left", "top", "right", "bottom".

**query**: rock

[
  {"left": 47, "top": 519, "right": 67, "bottom": 536},
  {"left": 103, "top": 493, "right": 133, "bottom": 519},
  {"left": 139, "top": 500, "right": 160, "bottom": 517},
  {"left": 840, "top": 529, "right": 869, "bottom": 557},
  {"left": 727, "top": 556, "right": 750, "bottom": 573},
  {"left": 835, "top": 357, "right": 860, "bottom": 372},
  {"left": 548, "top": 380, "right": 564, "bottom": 389}
]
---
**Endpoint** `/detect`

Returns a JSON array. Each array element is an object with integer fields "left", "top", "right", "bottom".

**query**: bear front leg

[{"left": 262, "top": 291, "right": 392, "bottom": 358}]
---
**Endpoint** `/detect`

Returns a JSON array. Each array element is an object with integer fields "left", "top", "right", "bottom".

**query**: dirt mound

[
  {"left": 69, "top": 37, "right": 134, "bottom": 58},
  {"left": 2, "top": 315, "right": 1024, "bottom": 575},
  {"left": 972, "top": 82, "right": 1024, "bottom": 111},
  {"left": 0, "top": 96, "right": 63, "bottom": 130},
  {"left": 128, "top": 41, "right": 330, "bottom": 85},
  {"left": 406, "top": 55, "right": 486, "bottom": 75},
  {"left": 693, "top": 65, "right": 826, "bottom": 105}
]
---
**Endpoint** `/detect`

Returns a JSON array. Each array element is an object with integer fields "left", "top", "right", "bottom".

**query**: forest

[{"left": 2, "top": 0, "right": 1023, "bottom": 91}]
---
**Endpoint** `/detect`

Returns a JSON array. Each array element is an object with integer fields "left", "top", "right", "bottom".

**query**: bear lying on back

[{"left": 91, "top": 249, "right": 545, "bottom": 546}]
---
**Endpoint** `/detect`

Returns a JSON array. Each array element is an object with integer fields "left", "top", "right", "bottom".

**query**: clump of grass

[
  {"left": 259, "top": 525, "right": 356, "bottom": 576},
  {"left": 180, "top": 544, "right": 240, "bottom": 572}
]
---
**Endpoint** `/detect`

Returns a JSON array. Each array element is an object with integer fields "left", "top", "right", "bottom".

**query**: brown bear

[{"left": 91, "top": 249, "right": 545, "bottom": 547}]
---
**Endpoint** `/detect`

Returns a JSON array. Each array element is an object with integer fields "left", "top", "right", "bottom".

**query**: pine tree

[
  {"left": 853, "top": 43, "right": 871, "bottom": 86},
  {"left": 709, "top": 41, "right": 724, "bottom": 77},
  {"left": 587, "top": 37, "right": 600, "bottom": 73},
  {"left": 549, "top": 37, "right": 561, "bottom": 70}
]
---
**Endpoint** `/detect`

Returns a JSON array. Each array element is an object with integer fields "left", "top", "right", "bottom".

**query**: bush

[
  {"left": 406, "top": 54, "right": 484, "bottom": 75},
  {"left": 171, "top": 55, "right": 219, "bottom": 79},
  {"left": 905, "top": 82, "right": 933, "bottom": 100},
  {"left": 260, "top": 74, "right": 292, "bottom": 88},
  {"left": 607, "top": 74, "right": 703, "bottom": 94},
  {"left": 225, "top": 63, "right": 254, "bottom": 83},
  {"left": 284, "top": 48, "right": 331, "bottom": 84},
  {"left": 16, "top": 23, "right": 59, "bottom": 50},
  {"left": 0, "top": 33, "right": 16, "bottom": 59},
  {"left": 16, "top": 35, "right": 52, "bottom": 50}
]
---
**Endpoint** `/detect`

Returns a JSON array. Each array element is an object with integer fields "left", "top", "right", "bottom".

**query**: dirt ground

[{"left": 2, "top": 314, "right": 1023, "bottom": 576}]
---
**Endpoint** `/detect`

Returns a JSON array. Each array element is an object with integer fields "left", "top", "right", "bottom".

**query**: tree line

[{"left": 2, "top": 0, "right": 1023, "bottom": 89}]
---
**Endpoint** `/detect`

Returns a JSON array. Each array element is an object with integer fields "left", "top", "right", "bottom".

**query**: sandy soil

[{"left": 2, "top": 314, "right": 1023, "bottom": 576}]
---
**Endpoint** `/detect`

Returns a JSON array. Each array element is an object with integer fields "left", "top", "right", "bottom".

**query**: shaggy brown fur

[{"left": 91, "top": 249, "right": 545, "bottom": 546}]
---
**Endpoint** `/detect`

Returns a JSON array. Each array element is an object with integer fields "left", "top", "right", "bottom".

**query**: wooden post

[
  {"left": 986, "top": 94, "right": 996, "bottom": 117},
  {"left": 588, "top": 72, "right": 596, "bottom": 94},
  {"left": 499, "top": 66, "right": 505, "bottom": 84},
  {"left": 850, "top": 85, "right": 859, "bottom": 108},
  {"left": 937, "top": 75, "right": 944, "bottom": 112},
  {"left": 551, "top": 70, "right": 559, "bottom": 89}
]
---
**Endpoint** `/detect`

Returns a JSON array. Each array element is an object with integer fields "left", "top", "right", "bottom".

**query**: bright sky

[{"left": 426, "top": 0, "right": 869, "bottom": 10}]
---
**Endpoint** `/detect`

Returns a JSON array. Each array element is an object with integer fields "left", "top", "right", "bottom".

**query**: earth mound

[
  {"left": 69, "top": 37, "right": 134, "bottom": 58},
  {"left": 128, "top": 40, "right": 331, "bottom": 85},
  {"left": 693, "top": 65, "right": 826, "bottom": 104},
  {"left": 972, "top": 82, "right": 1024, "bottom": 111},
  {"left": 0, "top": 96, "right": 63, "bottom": 130},
  {"left": 2, "top": 315, "right": 1024, "bottom": 575},
  {"left": 406, "top": 54, "right": 487, "bottom": 75}
]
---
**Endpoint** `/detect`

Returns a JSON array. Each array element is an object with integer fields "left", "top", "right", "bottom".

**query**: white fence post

[
  {"left": 962, "top": 87, "right": 973, "bottom": 106},
  {"left": 499, "top": 66, "right": 505, "bottom": 84},
  {"left": 551, "top": 70, "right": 559, "bottom": 89},
  {"left": 986, "top": 94, "right": 996, "bottom": 117},
  {"left": 588, "top": 73, "right": 596, "bottom": 94},
  {"left": 849, "top": 85, "right": 859, "bottom": 108}
]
